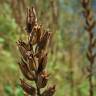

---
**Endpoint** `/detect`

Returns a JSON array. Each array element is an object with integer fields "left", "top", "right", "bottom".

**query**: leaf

[
  {"left": 4, "top": 85, "right": 14, "bottom": 96},
  {"left": 0, "top": 37, "right": 4, "bottom": 43},
  {"left": 15, "top": 87, "right": 24, "bottom": 96}
]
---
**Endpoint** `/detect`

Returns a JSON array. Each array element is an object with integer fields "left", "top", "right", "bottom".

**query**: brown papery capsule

[
  {"left": 42, "top": 85, "right": 56, "bottom": 96},
  {"left": 37, "top": 71, "right": 49, "bottom": 88},
  {"left": 20, "top": 79, "right": 36, "bottom": 96},
  {"left": 38, "top": 53, "right": 48, "bottom": 73},
  {"left": 18, "top": 59, "right": 35, "bottom": 80}
]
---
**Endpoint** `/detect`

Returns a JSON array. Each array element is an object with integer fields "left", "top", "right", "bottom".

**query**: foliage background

[{"left": 0, "top": 0, "right": 96, "bottom": 96}]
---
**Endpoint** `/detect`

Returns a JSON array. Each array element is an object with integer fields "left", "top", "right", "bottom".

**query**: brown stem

[
  {"left": 35, "top": 80, "right": 41, "bottom": 96},
  {"left": 89, "top": 60, "right": 93, "bottom": 96},
  {"left": 88, "top": 30, "right": 94, "bottom": 96},
  {"left": 36, "top": 85, "right": 41, "bottom": 96},
  {"left": 89, "top": 68, "right": 93, "bottom": 96}
]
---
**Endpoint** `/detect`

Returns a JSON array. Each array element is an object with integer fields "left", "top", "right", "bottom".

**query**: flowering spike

[{"left": 17, "top": 6, "right": 55, "bottom": 96}]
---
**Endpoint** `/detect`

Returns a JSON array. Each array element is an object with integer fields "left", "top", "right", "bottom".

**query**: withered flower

[
  {"left": 26, "top": 7, "right": 37, "bottom": 33},
  {"left": 17, "top": 6, "right": 55, "bottom": 96},
  {"left": 20, "top": 79, "right": 36, "bottom": 96},
  {"left": 41, "top": 85, "right": 56, "bottom": 96},
  {"left": 37, "top": 71, "right": 49, "bottom": 88}
]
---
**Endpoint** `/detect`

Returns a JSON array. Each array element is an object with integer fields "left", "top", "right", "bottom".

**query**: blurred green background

[{"left": 0, "top": 0, "right": 96, "bottom": 96}]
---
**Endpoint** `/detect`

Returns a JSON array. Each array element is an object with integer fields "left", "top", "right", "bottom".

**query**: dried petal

[
  {"left": 17, "top": 41, "right": 28, "bottom": 60},
  {"left": 29, "top": 25, "right": 43, "bottom": 45},
  {"left": 42, "top": 85, "right": 56, "bottom": 96},
  {"left": 28, "top": 26, "right": 38, "bottom": 45},
  {"left": 18, "top": 59, "right": 35, "bottom": 80},
  {"left": 35, "top": 31, "right": 51, "bottom": 54},
  {"left": 30, "top": 6, "right": 37, "bottom": 23},
  {"left": 36, "top": 25, "right": 43, "bottom": 42},
  {"left": 26, "top": 7, "right": 37, "bottom": 33},
  {"left": 20, "top": 79, "right": 36, "bottom": 96},
  {"left": 38, "top": 53, "right": 48, "bottom": 72},
  {"left": 18, "top": 40, "right": 31, "bottom": 50},
  {"left": 37, "top": 71, "right": 48, "bottom": 88},
  {"left": 27, "top": 55, "right": 38, "bottom": 71},
  {"left": 81, "top": 0, "right": 89, "bottom": 9}
]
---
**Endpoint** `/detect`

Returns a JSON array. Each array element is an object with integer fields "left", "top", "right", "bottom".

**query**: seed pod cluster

[
  {"left": 81, "top": 0, "right": 96, "bottom": 96},
  {"left": 17, "top": 7, "right": 55, "bottom": 96}
]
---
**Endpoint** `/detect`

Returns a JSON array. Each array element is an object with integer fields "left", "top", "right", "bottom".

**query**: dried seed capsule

[
  {"left": 37, "top": 71, "right": 48, "bottom": 88},
  {"left": 81, "top": 0, "right": 89, "bottom": 9},
  {"left": 17, "top": 44, "right": 27, "bottom": 60},
  {"left": 20, "top": 79, "right": 36, "bottom": 96},
  {"left": 18, "top": 59, "right": 35, "bottom": 80},
  {"left": 41, "top": 85, "right": 56, "bottom": 96},
  {"left": 26, "top": 7, "right": 37, "bottom": 33},
  {"left": 27, "top": 55, "right": 38, "bottom": 71},
  {"left": 38, "top": 53, "right": 48, "bottom": 73},
  {"left": 29, "top": 25, "right": 43, "bottom": 45},
  {"left": 17, "top": 41, "right": 30, "bottom": 61},
  {"left": 35, "top": 31, "right": 51, "bottom": 54},
  {"left": 18, "top": 40, "right": 31, "bottom": 50}
]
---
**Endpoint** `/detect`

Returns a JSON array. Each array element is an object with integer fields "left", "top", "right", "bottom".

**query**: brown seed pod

[
  {"left": 17, "top": 42, "right": 28, "bottom": 60},
  {"left": 18, "top": 6, "right": 55, "bottom": 96},
  {"left": 26, "top": 7, "right": 37, "bottom": 33},
  {"left": 35, "top": 31, "right": 51, "bottom": 54},
  {"left": 37, "top": 71, "right": 49, "bottom": 88},
  {"left": 27, "top": 55, "right": 38, "bottom": 71},
  {"left": 18, "top": 59, "right": 35, "bottom": 80},
  {"left": 20, "top": 79, "right": 36, "bottom": 96},
  {"left": 18, "top": 40, "right": 31, "bottom": 51},
  {"left": 81, "top": 0, "right": 89, "bottom": 9},
  {"left": 38, "top": 53, "right": 48, "bottom": 73},
  {"left": 41, "top": 85, "right": 56, "bottom": 96}
]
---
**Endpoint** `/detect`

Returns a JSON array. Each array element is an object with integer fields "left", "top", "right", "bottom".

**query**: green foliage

[
  {"left": 4, "top": 84, "right": 24, "bottom": 96},
  {"left": 0, "top": 3, "right": 20, "bottom": 51},
  {"left": 0, "top": 37, "right": 5, "bottom": 44},
  {"left": 0, "top": 3, "right": 18, "bottom": 33},
  {"left": 4, "top": 85, "right": 14, "bottom": 96}
]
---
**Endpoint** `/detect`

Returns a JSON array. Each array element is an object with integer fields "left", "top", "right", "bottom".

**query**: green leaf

[
  {"left": 0, "top": 37, "right": 4, "bottom": 43},
  {"left": 15, "top": 87, "right": 24, "bottom": 96},
  {"left": 4, "top": 85, "right": 14, "bottom": 96}
]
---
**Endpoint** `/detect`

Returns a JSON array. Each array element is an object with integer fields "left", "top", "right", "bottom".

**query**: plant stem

[
  {"left": 34, "top": 65, "right": 41, "bottom": 96},
  {"left": 81, "top": 0, "right": 95, "bottom": 96},
  {"left": 35, "top": 78, "right": 41, "bottom": 96},
  {"left": 69, "top": 50, "right": 74, "bottom": 96},
  {"left": 89, "top": 60, "right": 93, "bottom": 96}
]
